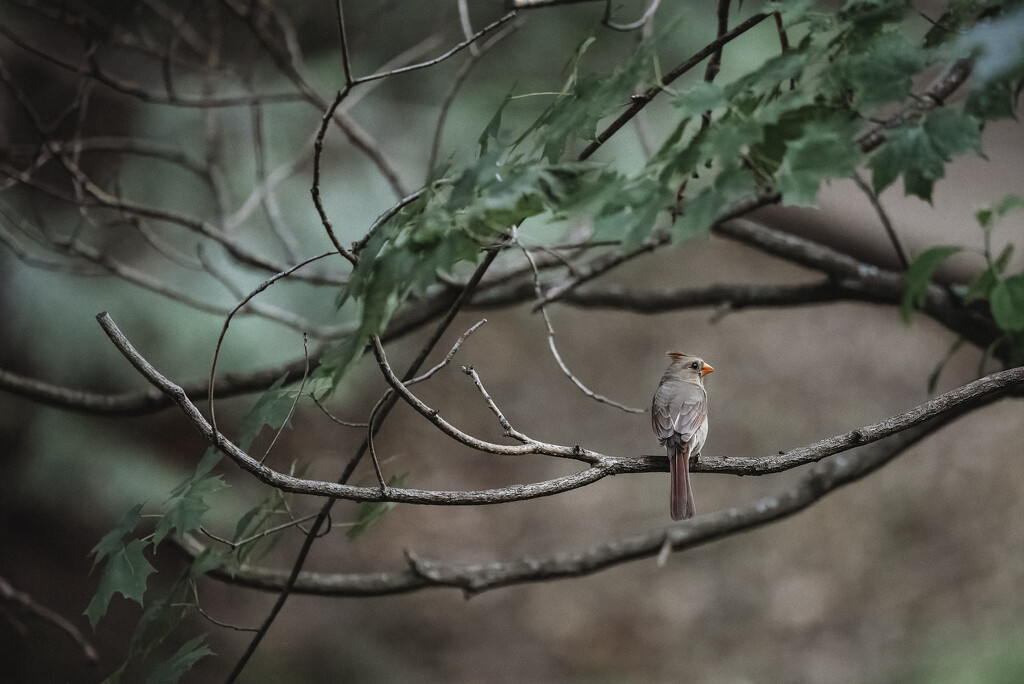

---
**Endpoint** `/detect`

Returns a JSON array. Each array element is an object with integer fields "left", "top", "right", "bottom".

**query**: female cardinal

[{"left": 651, "top": 352, "right": 713, "bottom": 520}]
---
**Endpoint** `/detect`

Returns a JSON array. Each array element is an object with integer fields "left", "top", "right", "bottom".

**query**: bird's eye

[{"left": 690, "top": 362, "right": 699, "bottom": 369}]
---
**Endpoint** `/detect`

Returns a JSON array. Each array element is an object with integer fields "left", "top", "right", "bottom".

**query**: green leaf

[
  {"left": 902, "top": 245, "right": 963, "bottom": 323},
  {"left": 869, "top": 111, "right": 981, "bottom": 202},
  {"left": 152, "top": 476, "right": 228, "bottom": 548},
  {"left": 776, "top": 118, "right": 862, "bottom": 206},
  {"left": 90, "top": 503, "right": 144, "bottom": 571},
  {"left": 146, "top": 635, "right": 214, "bottom": 684},
  {"left": 701, "top": 117, "right": 764, "bottom": 162},
  {"left": 924, "top": 0, "right": 981, "bottom": 47},
  {"left": 674, "top": 82, "right": 726, "bottom": 117},
  {"left": 348, "top": 474, "right": 407, "bottom": 540},
  {"left": 991, "top": 273, "right": 1024, "bottom": 332},
  {"left": 531, "top": 34, "right": 653, "bottom": 162},
  {"left": 838, "top": 0, "right": 910, "bottom": 34},
  {"left": 85, "top": 539, "right": 156, "bottom": 628},
  {"left": 965, "top": 79, "right": 1017, "bottom": 120},
  {"left": 188, "top": 549, "right": 224, "bottom": 577},
  {"left": 591, "top": 175, "right": 669, "bottom": 248},
  {"left": 673, "top": 164, "right": 756, "bottom": 239},
  {"left": 479, "top": 94, "right": 512, "bottom": 156},
  {"left": 845, "top": 32, "right": 924, "bottom": 108},
  {"left": 124, "top": 575, "right": 192, "bottom": 666},
  {"left": 235, "top": 375, "right": 291, "bottom": 451},
  {"left": 996, "top": 194, "right": 1024, "bottom": 218},
  {"left": 964, "top": 244, "right": 1015, "bottom": 303},
  {"left": 923, "top": 109, "right": 983, "bottom": 159}
]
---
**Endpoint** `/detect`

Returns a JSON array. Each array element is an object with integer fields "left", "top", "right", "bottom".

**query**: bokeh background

[{"left": 1, "top": 1, "right": 1023, "bottom": 682}]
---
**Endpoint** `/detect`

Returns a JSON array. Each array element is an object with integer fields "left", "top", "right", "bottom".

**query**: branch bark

[{"left": 178, "top": 374, "right": 1011, "bottom": 596}]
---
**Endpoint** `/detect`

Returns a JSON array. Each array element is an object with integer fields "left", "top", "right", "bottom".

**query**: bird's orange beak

[{"left": 701, "top": 363, "right": 714, "bottom": 377}]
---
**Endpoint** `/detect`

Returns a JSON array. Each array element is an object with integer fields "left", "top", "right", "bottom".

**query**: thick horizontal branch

[
  {"left": 475, "top": 278, "right": 843, "bottom": 311},
  {"left": 691, "top": 365, "right": 1024, "bottom": 474},
  {"left": 185, "top": 378, "right": 1002, "bottom": 596},
  {"left": 0, "top": 360, "right": 308, "bottom": 416},
  {"left": 713, "top": 219, "right": 1001, "bottom": 350}
]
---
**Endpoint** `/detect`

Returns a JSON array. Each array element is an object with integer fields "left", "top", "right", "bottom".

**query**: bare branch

[
  {"left": 349, "top": 11, "right": 518, "bottom": 85},
  {"left": 311, "top": 86, "right": 359, "bottom": 265},
  {"left": 462, "top": 365, "right": 532, "bottom": 444},
  {"left": 853, "top": 170, "right": 910, "bottom": 270},
  {"left": 518, "top": 237, "right": 645, "bottom": 413},
  {"left": 178, "top": 369, "right": 1020, "bottom": 596},
  {"left": 0, "top": 575, "right": 98, "bottom": 665},
  {"left": 713, "top": 219, "right": 1002, "bottom": 352}
]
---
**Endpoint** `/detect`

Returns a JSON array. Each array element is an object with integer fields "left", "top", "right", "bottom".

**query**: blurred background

[{"left": 1, "top": 1, "right": 1023, "bottom": 682}]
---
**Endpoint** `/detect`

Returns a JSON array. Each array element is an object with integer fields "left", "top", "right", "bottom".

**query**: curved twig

[
  {"left": 208, "top": 252, "right": 336, "bottom": 440},
  {"left": 602, "top": 0, "right": 662, "bottom": 32},
  {"left": 518, "top": 237, "right": 645, "bottom": 413}
]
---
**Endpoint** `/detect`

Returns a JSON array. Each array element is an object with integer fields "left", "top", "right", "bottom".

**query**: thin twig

[
  {"left": 208, "top": 253, "right": 336, "bottom": 441},
  {"left": 0, "top": 576, "right": 99, "bottom": 665},
  {"left": 260, "top": 334, "right": 311, "bottom": 465},
  {"left": 407, "top": 319, "right": 488, "bottom": 385},
  {"left": 201, "top": 513, "right": 321, "bottom": 550},
  {"left": 428, "top": 23, "right": 519, "bottom": 173},
  {"left": 579, "top": 12, "right": 771, "bottom": 160},
  {"left": 462, "top": 365, "right": 531, "bottom": 443},
  {"left": 517, "top": 237, "right": 645, "bottom": 413},
  {"left": 334, "top": 0, "right": 354, "bottom": 86},
  {"left": 310, "top": 397, "right": 368, "bottom": 428},
  {"left": 699, "top": 0, "right": 731, "bottom": 131},
  {"left": 350, "top": 12, "right": 518, "bottom": 85},
  {"left": 311, "top": 86, "right": 359, "bottom": 265},
  {"left": 191, "top": 582, "right": 259, "bottom": 633},
  {"left": 853, "top": 170, "right": 909, "bottom": 270}
]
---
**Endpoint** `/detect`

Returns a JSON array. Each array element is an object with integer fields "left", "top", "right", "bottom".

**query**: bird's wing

[{"left": 652, "top": 381, "right": 707, "bottom": 445}]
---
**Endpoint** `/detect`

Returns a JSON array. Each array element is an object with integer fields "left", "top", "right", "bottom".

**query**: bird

[{"left": 651, "top": 352, "right": 713, "bottom": 520}]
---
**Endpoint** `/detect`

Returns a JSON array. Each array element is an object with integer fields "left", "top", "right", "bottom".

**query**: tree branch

[
  {"left": 179, "top": 371, "right": 1016, "bottom": 596},
  {"left": 0, "top": 575, "right": 98, "bottom": 665},
  {"left": 96, "top": 307, "right": 1024, "bottom": 503}
]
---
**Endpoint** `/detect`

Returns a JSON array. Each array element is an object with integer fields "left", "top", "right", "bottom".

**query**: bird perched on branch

[{"left": 652, "top": 352, "right": 713, "bottom": 520}]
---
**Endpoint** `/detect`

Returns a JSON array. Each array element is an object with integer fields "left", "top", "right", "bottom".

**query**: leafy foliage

[
  {"left": 869, "top": 110, "right": 983, "bottom": 202},
  {"left": 901, "top": 246, "right": 964, "bottom": 323},
  {"left": 85, "top": 538, "right": 156, "bottom": 629},
  {"left": 145, "top": 636, "right": 214, "bottom": 684},
  {"left": 901, "top": 193, "right": 1024, "bottom": 368}
]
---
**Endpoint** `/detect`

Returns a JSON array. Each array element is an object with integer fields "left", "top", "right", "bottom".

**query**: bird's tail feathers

[{"left": 669, "top": 442, "right": 696, "bottom": 521}]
